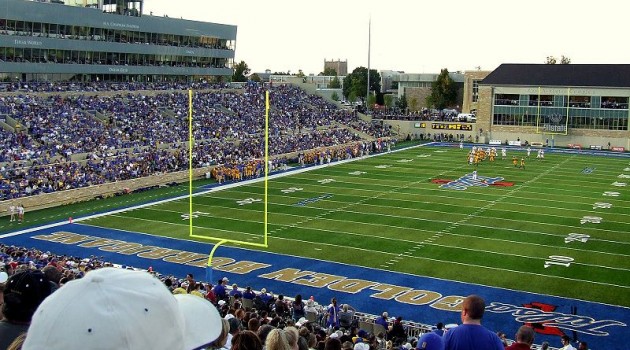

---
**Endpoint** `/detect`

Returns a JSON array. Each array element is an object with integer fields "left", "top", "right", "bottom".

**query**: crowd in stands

[
  {"left": 0, "top": 81, "right": 228, "bottom": 93},
  {"left": 0, "top": 82, "right": 392, "bottom": 200},
  {"left": 0, "top": 243, "right": 580, "bottom": 350},
  {"left": 370, "top": 108, "right": 468, "bottom": 123}
]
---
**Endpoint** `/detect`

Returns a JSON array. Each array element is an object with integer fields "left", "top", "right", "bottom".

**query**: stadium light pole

[{"left": 366, "top": 16, "right": 371, "bottom": 114}]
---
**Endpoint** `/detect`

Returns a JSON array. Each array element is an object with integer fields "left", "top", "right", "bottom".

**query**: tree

[
  {"left": 322, "top": 67, "right": 337, "bottom": 76},
  {"left": 384, "top": 94, "right": 394, "bottom": 111},
  {"left": 342, "top": 66, "right": 381, "bottom": 102},
  {"left": 296, "top": 69, "right": 305, "bottom": 78},
  {"left": 545, "top": 56, "right": 557, "bottom": 64},
  {"left": 331, "top": 91, "right": 340, "bottom": 101},
  {"left": 249, "top": 73, "right": 261, "bottom": 82},
  {"left": 426, "top": 68, "right": 457, "bottom": 110},
  {"left": 410, "top": 97, "right": 418, "bottom": 112},
  {"left": 232, "top": 61, "right": 250, "bottom": 82},
  {"left": 367, "top": 93, "right": 377, "bottom": 110},
  {"left": 397, "top": 93, "right": 408, "bottom": 112},
  {"left": 329, "top": 76, "right": 341, "bottom": 89},
  {"left": 546, "top": 55, "right": 571, "bottom": 64}
]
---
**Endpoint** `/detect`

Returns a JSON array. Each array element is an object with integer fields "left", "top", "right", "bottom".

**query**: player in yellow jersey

[{"left": 512, "top": 156, "right": 518, "bottom": 167}]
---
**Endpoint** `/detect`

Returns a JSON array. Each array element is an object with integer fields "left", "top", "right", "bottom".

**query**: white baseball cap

[{"left": 23, "top": 267, "right": 222, "bottom": 350}]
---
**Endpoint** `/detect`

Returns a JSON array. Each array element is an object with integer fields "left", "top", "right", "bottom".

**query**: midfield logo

[
  {"left": 432, "top": 174, "right": 514, "bottom": 190},
  {"left": 488, "top": 302, "right": 626, "bottom": 336}
]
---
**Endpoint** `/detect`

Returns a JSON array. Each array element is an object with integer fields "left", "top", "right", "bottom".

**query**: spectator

[
  {"left": 375, "top": 312, "right": 389, "bottom": 328},
  {"left": 260, "top": 288, "right": 274, "bottom": 304},
  {"left": 505, "top": 326, "right": 534, "bottom": 350},
  {"left": 559, "top": 335, "right": 576, "bottom": 350},
  {"left": 325, "top": 338, "right": 342, "bottom": 350},
  {"left": 243, "top": 286, "right": 256, "bottom": 300},
  {"left": 248, "top": 318, "right": 260, "bottom": 333},
  {"left": 338, "top": 304, "right": 356, "bottom": 329},
  {"left": 416, "top": 332, "right": 443, "bottom": 350},
  {"left": 230, "top": 283, "right": 243, "bottom": 298},
  {"left": 275, "top": 294, "right": 290, "bottom": 317},
  {"left": 496, "top": 332, "right": 508, "bottom": 347},
  {"left": 231, "top": 330, "right": 263, "bottom": 350},
  {"left": 225, "top": 316, "right": 242, "bottom": 349},
  {"left": 292, "top": 294, "right": 306, "bottom": 322},
  {"left": 258, "top": 324, "right": 275, "bottom": 348},
  {"left": 209, "top": 319, "right": 231, "bottom": 350},
  {"left": 214, "top": 277, "right": 230, "bottom": 301},
  {"left": 577, "top": 341, "right": 588, "bottom": 350},
  {"left": 267, "top": 328, "right": 292, "bottom": 350},
  {"left": 326, "top": 298, "right": 340, "bottom": 328},
  {"left": 0, "top": 269, "right": 52, "bottom": 349},
  {"left": 433, "top": 322, "right": 444, "bottom": 337},
  {"left": 22, "top": 267, "right": 222, "bottom": 350},
  {"left": 443, "top": 295, "right": 503, "bottom": 350},
  {"left": 284, "top": 326, "right": 300, "bottom": 350},
  {"left": 387, "top": 317, "right": 406, "bottom": 345}
]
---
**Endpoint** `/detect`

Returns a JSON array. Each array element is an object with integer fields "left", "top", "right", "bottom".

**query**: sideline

[{"left": 0, "top": 142, "right": 430, "bottom": 240}]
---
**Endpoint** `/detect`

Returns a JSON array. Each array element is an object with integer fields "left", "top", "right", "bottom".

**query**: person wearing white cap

[{"left": 22, "top": 267, "right": 223, "bottom": 350}]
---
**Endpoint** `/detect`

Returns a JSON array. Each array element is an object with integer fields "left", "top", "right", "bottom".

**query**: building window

[
  {"left": 601, "top": 96, "right": 629, "bottom": 109},
  {"left": 495, "top": 94, "right": 519, "bottom": 106},
  {"left": 528, "top": 94, "right": 553, "bottom": 106},
  {"left": 472, "top": 80, "right": 480, "bottom": 102}
]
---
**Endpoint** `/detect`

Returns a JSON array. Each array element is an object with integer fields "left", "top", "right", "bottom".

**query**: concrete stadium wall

[{"left": 0, "top": 166, "right": 214, "bottom": 217}]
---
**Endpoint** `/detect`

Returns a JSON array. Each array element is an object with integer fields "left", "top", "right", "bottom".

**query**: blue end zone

[{"left": 1, "top": 223, "right": 627, "bottom": 349}]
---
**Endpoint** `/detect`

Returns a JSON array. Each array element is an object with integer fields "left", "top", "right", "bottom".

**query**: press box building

[
  {"left": 0, "top": 0, "right": 237, "bottom": 82},
  {"left": 476, "top": 64, "right": 630, "bottom": 149}
]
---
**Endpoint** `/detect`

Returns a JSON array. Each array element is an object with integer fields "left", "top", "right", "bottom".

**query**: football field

[{"left": 79, "top": 144, "right": 630, "bottom": 308}]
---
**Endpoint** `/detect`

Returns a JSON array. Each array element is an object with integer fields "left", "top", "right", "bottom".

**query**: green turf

[{"left": 6, "top": 144, "right": 630, "bottom": 307}]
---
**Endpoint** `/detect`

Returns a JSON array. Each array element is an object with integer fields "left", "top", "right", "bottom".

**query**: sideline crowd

[{"left": 0, "top": 244, "right": 582, "bottom": 350}]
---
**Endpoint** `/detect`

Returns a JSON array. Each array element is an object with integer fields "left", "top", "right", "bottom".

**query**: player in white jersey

[
  {"left": 17, "top": 204, "right": 24, "bottom": 223},
  {"left": 9, "top": 205, "right": 16, "bottom": 222},
  {"left": 527, "top": 147, "right": 531, "bottom": 158},
  {"left": 501, "top": 148, "right": 507, "bottom": 160}
]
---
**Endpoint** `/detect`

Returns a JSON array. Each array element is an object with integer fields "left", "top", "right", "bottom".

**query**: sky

[{"left": 144, "top": 0, "right": 630, "bottom": 76}]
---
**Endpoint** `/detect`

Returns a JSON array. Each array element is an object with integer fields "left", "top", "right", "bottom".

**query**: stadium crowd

[
  {"left": 0, "top": 244, "right": 581, "bottom": 350},
  {"left": 0, "top": 82, "right": 391, "bottom": 200}
]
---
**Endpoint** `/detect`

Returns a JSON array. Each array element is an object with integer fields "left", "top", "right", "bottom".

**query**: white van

[{"left": 457, "top": 113, "right": 476, "bottom": 122}]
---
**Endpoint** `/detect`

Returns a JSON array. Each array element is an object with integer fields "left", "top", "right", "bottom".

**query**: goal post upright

[{"left": 187, "top": 88, "right": 270, "bottom": 282}]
